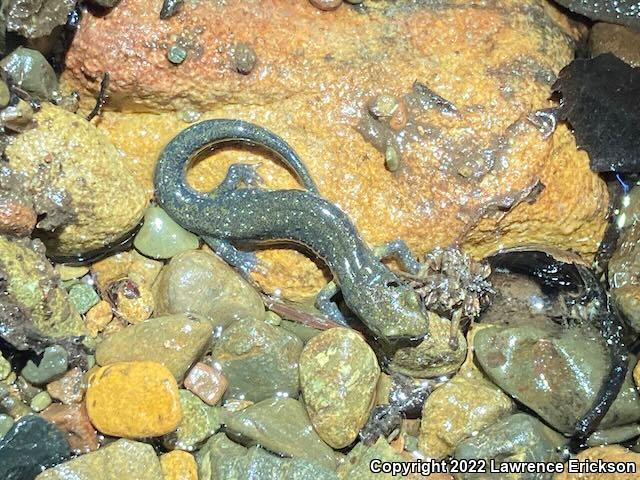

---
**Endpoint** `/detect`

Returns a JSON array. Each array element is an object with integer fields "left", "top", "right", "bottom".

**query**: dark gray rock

[
  {"left": 553, "top": 0, "right": 640, "bottom": 29},
  {"left": 0, "top": 415, "right": 69, "bottom": 480}
]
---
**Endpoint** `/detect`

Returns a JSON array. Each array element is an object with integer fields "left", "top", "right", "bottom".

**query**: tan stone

[
  {"left": 554, "top": 445, "right": 640, "bottom": 480},
  {"left": 46, "top": 367, "right": 85, "bottom": 404},
  {"left": 184, "top": 362, "right": 227, "bottom": 406},
  {"left": 85, "top": 300, "right": 113, "bottom": 338},
  {"left": 160, "top": 450, "right": 198, "bottom": 480},
  {"left": 41, "top": 403, "right": 99, "bottom": 453},
  {"left": 590, "top": 22, "right": 640, "bottom": 68},
  {"left": 61, "top": 0, "right": 605, "bottom": 301},
  {"left": 85, "top": 361, "right": 182, "bottom": 438}
]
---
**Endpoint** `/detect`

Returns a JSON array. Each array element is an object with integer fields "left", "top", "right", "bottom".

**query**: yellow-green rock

[
  {"left": 163, "top": 390, "right": 221, "bottom": 451},
  {"left": 4, "top": 103, "right": 147, "bottom": 256},
  {"left": 0, "top": 236, "right": 84, "bottom": 348},
  {"left": 160, "top": 450, "right": 198, "bottom": 480},
  {"left": 300, "top": 328, "right": 380, "bottom": 449}
]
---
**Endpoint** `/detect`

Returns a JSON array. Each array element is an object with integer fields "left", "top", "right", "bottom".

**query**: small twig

[
  {"left": 87, "top": 72, "right": 110, "bottom": 121},
  {"left": 261, "top": 293, "right": 344, "bottom": 331},
  {"left": 160, "top": 0, "right": 183, "bottom": 19}
]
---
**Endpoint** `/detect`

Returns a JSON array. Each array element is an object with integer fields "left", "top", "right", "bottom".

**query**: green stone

[
  {"left": 0, "top": 355, "right": 10, "bottom": 381},
  {"left": 163, "top": 390, "right": 221, "bottom": 451},
  {"left": 167, "top": 45, "right": 187, "bottom": 65},
  {"left": 211, "top": 318, "right": 302, "bottom": 402},
  {"left": 0, "top": 414, "right": 13, "bottom": 439},
  {"left": 0, "top": 47, "right": 58, "bottom": 99},
  {"left": 337, "top": 437, "right": 407, "bottom": 479},
  {"left": 196, "top": 433, "right": 338, "bottom": 480},
  {"left": 67, "top": 283, "right": 99, "bottom": 314},
  {"left": 95, "top": 314, "right": 212, "bottom": 381},
  {"left": 35, "top": 439, "right": 162, "bottom": 480},
  {"left": 30, "top": 391, "right": 52, "bottom": 412},
  {"left": 133, "top": 206, "right": 199, "bottom": 259},
  {"left": 224, "top": 397, "right": 336, "bottom": 471},
  {"left": 0, "top": 81, "right": 10, "bottom": 109},
  {"left": 21, "top": 345, "right": 68, "bottom": 386}
]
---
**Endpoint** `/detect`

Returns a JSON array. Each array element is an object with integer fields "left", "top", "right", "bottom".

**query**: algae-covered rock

[
  {"left": 197, "top": 433, "right": 339, "bottom": 480},
  {"left": 223, "top": 397, "right": 336, "bottom": 471},
  {"left": 36, "top": 438, "right": 163, "bottom": 480},
  {"left": 454, "top": 413, "right": 568, "bottom": 480},
  {"left": 211, "top": 318, "right": 302, "bottom": 402},
  {"left": 0, "top": 47, "right": 58, "bottom": 99},
  {"left": 418, "top": 364, "right": 514, "bottom": 459},
  {"left": 4, "top": 103, "right": 147, "bottom": 257},
  {"left": 163, "top": 389, "right": 221, "bottom": 451},
  {"left": 5, "top": 0, "right": 76, "bottom": 39},
  {"left": 0, "top": 236, "right": 84, "bottom": 350},
  {"left": 134, "top": 206, "right": 199, "bottom": 259},
  {"left": 95, "top": 314, "right": 212, "bottom": 381},
  {"left": 153, "top": 249, "right": 265, "bottom": 328},
  {"left": 389, "top": 311, "right": 466, "bottom": 378},
  {"left": 161, "top": 450, "right": 198, "bottom": 480},
  {"left": 299, "top": 327, "right": 379, "bottom": 449}
]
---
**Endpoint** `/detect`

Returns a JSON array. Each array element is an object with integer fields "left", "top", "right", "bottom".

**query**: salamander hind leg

[
  {"left": 373, "top": 240, "right": 421, "bottom": 275},
  {"left": 315, "top": 280, "right": 349, "bottom": 326},
  {"left": 213, "top": 163, "right": 264, "bottom": 195},
  {"left": 202, "top": 235, "right": 263, "bottom": 276}
]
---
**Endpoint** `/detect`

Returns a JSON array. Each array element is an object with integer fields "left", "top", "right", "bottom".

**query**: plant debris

[{"left": 553, "top": 53, "right": 640, "bottom": 173}]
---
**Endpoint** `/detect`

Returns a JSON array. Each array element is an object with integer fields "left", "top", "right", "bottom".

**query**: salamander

[{"left": 153, "top": 119, "right": 429, "bottom": 346}]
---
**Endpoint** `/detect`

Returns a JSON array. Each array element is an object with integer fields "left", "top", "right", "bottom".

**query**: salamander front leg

[
  {"left": 202, "top": 235, "right": 264, "bottom": 276},
  {"left": 373, "top": 240, "right": 421, "bottom": 275},
  {"left": 315, "top": 280, "right": 349, "bottom": 326},
  {"left": 214, "top": 163, "right": 263, "bottom": 195}
]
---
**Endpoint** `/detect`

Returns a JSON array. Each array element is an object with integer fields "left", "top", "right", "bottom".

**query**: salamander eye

[{"left": 385, "top": 280, "right": 400, "bottom": 288}]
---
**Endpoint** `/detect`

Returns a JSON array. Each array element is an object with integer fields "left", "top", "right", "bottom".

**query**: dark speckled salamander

[{"left": 154, "top": 119, "right": 429, "bottom": 345}]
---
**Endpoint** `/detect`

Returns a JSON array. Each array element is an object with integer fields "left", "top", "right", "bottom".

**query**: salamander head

[{"left": 351, "top": 273, "right": 429, "bottom": 345}]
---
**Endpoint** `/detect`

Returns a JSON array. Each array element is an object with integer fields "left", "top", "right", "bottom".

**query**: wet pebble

[
  {"left": 36, "top": 438, "right": 163, "bottom": 480},
  {"left": 309, "top": 0, "right": 342, "bottom": 10},
  {"left": 0, "top": 415, "right": 70, "bottom": 480},
  {"left": 0, "top": 414, "right": 13, "bottom": 438},
  {"left": 108, "top": 277, "right": 155, "bottom": 324},
  {"left": 46, "top": 367, "right": 85, "bottom": 405},
  {"left": 167, "top": 45, "right": 188, "bottom": 64},
  {"left": 454, "top": 413, "right": 568, "bottom": 479},
  {"left": 41, "top": 403, "right": 98, "bottom": 453},
  {"left": 134, "top": 206, "right": 199, "bottom": 259},
  {"left": 95, "top": 314, "right": 212, "bottom": 381},
  {"left": 184, "top": 362, "right": 227, "bottom": 406},
  {"left": 84, "top": 300, "right": 113, "bottom": 337},
  {"left": 555, "top": 445, "right": 640, "bottom": 480},
  {"left": 390, "top": 312, "right": 466, "bottom": 378},
  {"left": 590, "top": 23, "right": 640, "bottom": 68},
  {"left": 299, "top": 327, "right": 380, "bottom": 449},
  {"left": 30, "top": 391, "right": 52, "bottom": 412},
  {"left": 0, "top": 191, "right": 37, "bottom": 237},
  {"left": 91, "top": 251, "right": 162, "bottom": 294},
  {"left": 0, "top": 354, "right": 10, "bottom": 381},
  {"left": 163, "top": 389, "right": 221, "bottom": 451},
  {"left": 418, "top": 361, "right": 514, "bottom": 458},
  {"left": 67, "top": 283, "right": 100, "bottom": 315},
  {"left": 211, "top": 318, "right": 302, "bottom": 402},
  {"left": 153, "top": 249, "right": 265, "bottom": 329},
  {"left": 0, "top": 80, "right": 10, "bottom": 108},
  {"left": 55, "top": 265, "right": 89, "bottom": 282},
  {"left": 21, "top": 345, "right": 69, "bottom": 386},
  {"left": 474, "top": 324, "right": 640, "bottom": 434},
  {"left": 233, "top": 43, "right": 257, "bottom": 74},
  {"left": 223, "top": 397, "right": 337, "bottom": 470},
  {"left": 160, "top": 450, "right": 198, "bottom": 480},
  {"left": 0, "top": 47, "right": 58, "bottom": 99},
  {"left": 85, "top": 361, "right": 183, "bottom": 438}
]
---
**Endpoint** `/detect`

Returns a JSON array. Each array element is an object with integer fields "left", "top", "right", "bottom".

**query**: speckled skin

[{"left": 154, "top": 119, "right": 429, "bottom": 343}]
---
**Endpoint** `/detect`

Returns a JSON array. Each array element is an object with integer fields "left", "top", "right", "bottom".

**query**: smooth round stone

[
  {"left": 85, "top": 361, "right": 182, "bottom": 438},
  {"left": 30, "top": 391, "right": 52, "bottom": 412},
  {"left": 21, "top": 345, "right": 69, "bottom": 386},
  {"left": 67, "top": 283, "right": 100, "bottom": 314},
  {"left": 40, "top": 403, "right": 99, "bottom": 453},
  {"left": 454, "top": 413, "right": 567, "bottom": 476},
  {"left": 167, "top": 45, "right": 187, "bottom": 65},
  {"left": 95, "top": 314, "right": 212, "bottom": 381},
  {"left": 0, "top": 354, "right": 10, "bottom": 381},
  {"left": 184, "top": 362, "right": 227, "bottom": 406},
  {"left": 0, "top": 414, "right": 13, "bottom": 439},
  {"left": 474, "top": 324, "right": 640, "bottom": 435},
  {"left": 223, "top": 397, "right": 336, "bottom": 471},
  {"left": 299, "top": 327, "right": 380, "bottom": 449},
  {"left": 211, "top": 318, "right": 302, "bottom": 402},
  {"left": 590, "top": 22, "right": 640, "bottom": 68},
  {"left": 160, "top": 450, "right": 198, "bottom": 480},
  {"left": 0, "top": 415, "right": 70, "bottom": 480},
  {"left": 555, "top": 445, "right": 640, "bottom": 480},
  {"left": 0, "top": 47, "right": 58, "bottom": 99},
  {"left": 46, "top": 367, "right": 85, "bottom": 405},
  {"left": 389, "top": 312, "right": 466, "bottom": 378},
  {"left": 418, "top": 365, "right": 514, "bottom": 459},
  {"left": 134, "top": 206, "right": 199, "bottom": 259},
  {"left": 35, "top": 439, "right": 163, "bottom": 480},
  {"left": 163, "top": 390, "right": 220, "bottom": 451},
  {"left": 153, "top": 249, "right": 265, "bottom": 329}
]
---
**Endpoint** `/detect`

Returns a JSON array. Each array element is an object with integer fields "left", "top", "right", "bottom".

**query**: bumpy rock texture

[
  {"left": 4, "top": 104, "right": 147, "bottom": 257},
  {"left": 62, "top": 0, "right": 606, "bottom": 300}
]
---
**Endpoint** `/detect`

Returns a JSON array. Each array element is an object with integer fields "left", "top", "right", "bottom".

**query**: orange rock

[
  {"left": 0, "top": 194, "right": 36, "bottom": 237},
  {"left": 46, "top": 367, "right": 85, "bottom": 404},
  {"left": 85, "top": 300, "right": 113, "bottom": 338},
  {"left": 62, "top": 0, "right": 605, "bottom": 300},
  {"left": 41, "top": 403, "right": 99, "bottom": 453},
  {"left": 85, "top": 361, "right": 182, "bottom": 438},
  {"left": 554, "top": 445, "right": 640, "bottom": 480},
  {"left": 159, "top": 450, "right": 198, "bottom": 480}
]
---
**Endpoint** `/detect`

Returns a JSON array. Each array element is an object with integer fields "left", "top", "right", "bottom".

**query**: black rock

[
  {"left": 0, "top": 415, "right": 70, "bottom": 480},
  {"left": 552, "top": 1, "right": 640, "bottom": 29},
  {"left": 553, "top": 54, "right": 640, "bottom": 173}
]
